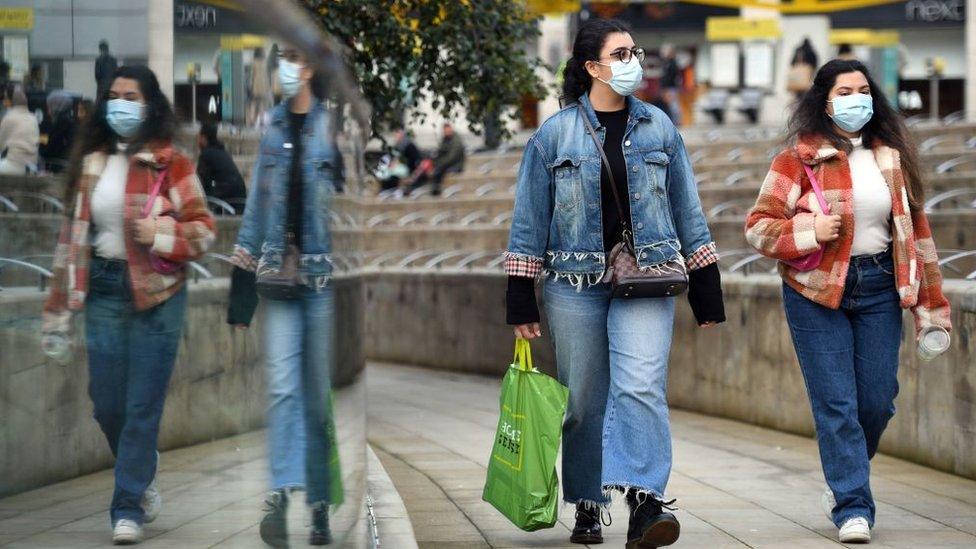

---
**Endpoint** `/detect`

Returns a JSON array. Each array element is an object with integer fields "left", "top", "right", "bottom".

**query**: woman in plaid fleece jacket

[
  {"left": 745, "top": 60, "right": 951, "bottom": 544},
  {"left": 40, "top": 66, "right": 215, "bottom": 544}
]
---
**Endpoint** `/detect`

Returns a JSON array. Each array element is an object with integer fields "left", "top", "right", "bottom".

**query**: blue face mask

[
  {"left": 596, "top": 59, "right": 643, "bottom": 97},
  {"left": 278, "top": 59, "right": 305, "bottom": 99},
  {"left": 106, "top": 99, "right": 146, "bottom": 139},
  {"left": 829, "top": 93, "right": 873, "bottom": 133}
]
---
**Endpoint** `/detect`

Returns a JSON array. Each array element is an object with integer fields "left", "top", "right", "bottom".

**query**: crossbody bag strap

[
  {"left": 802, "top": 163, "right": 830, "bottom": 214},
  {"left": 141, "top": 167, "right": 168, "bottom": 218},
  {"left": 578, "top": 105, "right": 631, "bottom": 243}
]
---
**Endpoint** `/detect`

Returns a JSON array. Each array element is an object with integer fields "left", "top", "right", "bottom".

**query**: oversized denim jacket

[
  {"left": 505, "top": 94, "right": 717, "bottom": 286},
  {"left": 231, "top": 101, "right": 337, "bottom": 290}
]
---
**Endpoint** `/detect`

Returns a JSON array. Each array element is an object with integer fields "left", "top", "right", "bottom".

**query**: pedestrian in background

[
  {"left": 407, "top": 122, "right": 465, "bottom": 196},
  {"left": 788, "top": 38, "right": 818, "bottom": 100},
  {"left": 506, "top": 18, "right": 724, "bottom": 548},
  {"left": 41, "top": 65, "right": 215, "bottom": 545},
  {"left": 95, "top": 40, "right": 118, "bottom": 98},
  {"left": 658, "top": 44, "right": 682, "bottom": 126},
  {"left": 0, "top": 85, "right": 39, "bottom": 174},
  {"left": 746, "top": 59, "right": 952, "bottom": 544},
  {"left": 196, "top": 119, "right": 246, "bottom": 207},
  {"left": 39, "top": 90, "right": 77, "bottom": 173}
]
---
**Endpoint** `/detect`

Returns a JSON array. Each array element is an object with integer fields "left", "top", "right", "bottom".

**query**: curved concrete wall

[
  {"left": 362, "top": 270, "right": 976, "bottom": 480},
  {"left": 0, "top": 276, "right": 365, "bottom": 498}
]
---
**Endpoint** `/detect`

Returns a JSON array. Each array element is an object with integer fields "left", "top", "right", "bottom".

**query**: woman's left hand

[
  {"left": 699, "top": 321, "right": 719, "bottom": 328},
  {"left": 131, "top": 217, "right": 157, "bottom": 245}
]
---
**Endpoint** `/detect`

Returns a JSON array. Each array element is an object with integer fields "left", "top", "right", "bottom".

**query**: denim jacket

[
  {"left": 504, "top": 94, "right": 717, "bottom": 286},
  {"left": 231, "top": 101, "right": 338, "bottom": 290}
]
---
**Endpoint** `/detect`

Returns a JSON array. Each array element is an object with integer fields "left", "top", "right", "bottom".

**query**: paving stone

[{"left": 368, "top": 363, "right": 976, "bottom": 549}]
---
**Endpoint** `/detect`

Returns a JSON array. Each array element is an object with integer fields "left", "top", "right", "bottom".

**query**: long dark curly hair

[
  {"left": 63, "top": 65, "right": 177, "bottom": 215},
  {"left": 560, "top": 18, "right": 631, "bottom": 106},
  {"left": 787, "top": 59, "right": 924, "bottom": 210}
]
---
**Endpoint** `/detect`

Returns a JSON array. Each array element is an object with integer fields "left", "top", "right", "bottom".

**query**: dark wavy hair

[
  {"left": 63, "top": 65, "right": 177, "bottom": 214},
  {"left": 560, "top": 18, "right": 631, "bottom": 106},
  {"left": 787, "top": 59, "right": 924, "bottom": 210}
]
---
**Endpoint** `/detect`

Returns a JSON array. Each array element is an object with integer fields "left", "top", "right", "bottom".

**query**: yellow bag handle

[{"left": 513, "top": 337, "right": 534, "bottom": 371}]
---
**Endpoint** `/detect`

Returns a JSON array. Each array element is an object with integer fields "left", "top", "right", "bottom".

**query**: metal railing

[
  {"left": 924, "top": 189, "right": 976, "bottom": 212},
  {"left": 724, "top": 170, "right": 757, "bottom": 187},
  {"left": 363, "top": 210, "right": 509, "bottom": 228},
  {"left": 942, "top": 110, "right": 966, "bottom": 126},
  {"left": 920, "top": 135, "right": 962, "bottom": 153},
  {"left": 396, "top": 212, "right": 427, "bottom": 227},
  {"left": 0, "top": 257, "right": 54, "bottom": 291},
  {"left": 707, "top": 199, "right": 755, "bottom": 219},
  {"left": 935, "top": 156, "right": 976, "bottom": 174},
  {"left": 938, "top": 250, "right": 976, "bottom": 280},
  {"left": 475, "top": 183, "right": 498, "bottom": 197},
  {"left": 459, "top": 211, "right": 489, "bottom": 225},
  {"left": 430, "top": 212, "right": 454, "bottom": 226},
  {"left": 206, "top": 197, "right": 238, "bottom": 216},
  {"left": 0, "top": 191, "right": 65, "bottom": 213}
]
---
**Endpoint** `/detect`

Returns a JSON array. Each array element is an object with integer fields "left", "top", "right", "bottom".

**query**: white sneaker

[
  {"left": 142, "top": 477, "right": 161, "bottom": 523},
  {"left": 821, "top": 488, "right": 836, "bottom": 521},
  {"left": 141, "top": 452, "right": 161, "bottom": 523},
  {"left": 112, "top": 519, "right": 144, "bottom": 545},
  {"left": 839, "top": 517, "right": 871, "bottom": 544}
]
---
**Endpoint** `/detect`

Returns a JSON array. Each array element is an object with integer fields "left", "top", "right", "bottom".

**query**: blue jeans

[
  {"left": 543, "top": 278, "right": 675, "bottom": 505},
  {"left": 262, "top": 286, "right": 335, "bottom": 505},
  {"left": 85, "top": 257, "right": 187, "bottom": 525},
  {"left": 783, "top": 249, "right": 902, "bottom": 527}
]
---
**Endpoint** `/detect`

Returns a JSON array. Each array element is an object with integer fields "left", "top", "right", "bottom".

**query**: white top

[
  {"left": 0, "top": 106, "right": 39, "bottom": 170},
  {"left": 847, "top": 137, "right": 892, "bottom": 256},
  {"left": 90, "top": 147, "right": 129, "bottom": 260}
]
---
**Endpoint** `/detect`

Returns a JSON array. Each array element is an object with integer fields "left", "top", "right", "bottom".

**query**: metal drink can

[{"left": 917, "top": 326, "right": 950, "bottom": 362}]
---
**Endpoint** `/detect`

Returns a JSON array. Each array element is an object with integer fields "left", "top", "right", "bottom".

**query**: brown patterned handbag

[{"left": 578, "top": 105, "right": 688, "bottom": 299}]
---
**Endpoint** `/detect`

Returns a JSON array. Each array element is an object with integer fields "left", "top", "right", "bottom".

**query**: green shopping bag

[
  {"left": 482, "top": 338, "right": 569, "bottom": 531},
  {"left": 326, "top": 392, "right": 344, "bottom": 508}
]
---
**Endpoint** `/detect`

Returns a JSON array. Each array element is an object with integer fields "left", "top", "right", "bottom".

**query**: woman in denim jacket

[
  {"left": 227, "top": 45, "right": 338, "bottom": 547},
  {"left": 505, "top": 19, "right": 725, "bottom": 548}
]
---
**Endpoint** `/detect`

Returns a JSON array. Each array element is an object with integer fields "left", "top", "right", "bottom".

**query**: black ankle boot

[
  {"left": 259, "top": 489, "right": 289, "bottom": 548},
  {"left": 625, "top": 490, "right": 680, "bottom": 549},
  {"left": 309, "top": 502, "right": 333, "bottom": 545},
  {"left": 570, "top": 502, "right": 604, "bottom": 544}
]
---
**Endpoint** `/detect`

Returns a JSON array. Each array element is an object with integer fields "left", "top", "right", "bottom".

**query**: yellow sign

[
  {"left": 526, "top": 0, "right": 582, "bottom": 15},
  {"left": 0, "top": 8, "right": 33, "bottom": 30},
  {"left": 690, "top": 0, "right": 902, "bottom": 14},
  {"left": 220, "top": 34, "right": 266, "bottom": 51},
  {"left": 829, "top": 29, "right": 900, "bottom": 47},
  {"left": 197, "top": 0, "right": 243, "bottom": 11},
  {"left": 706, "top": 17, "right": 781, "bottom": 41}
]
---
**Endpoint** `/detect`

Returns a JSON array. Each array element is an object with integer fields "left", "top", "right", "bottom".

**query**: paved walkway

[
  {"left": 4, "top": 364, "right": 976, "bottom": 548},
  {"left": 368, "top": 363, "right": 976, "bottom": 549},
  {"left": 0, "top": 387, "right": 371, "bottom": 548}
]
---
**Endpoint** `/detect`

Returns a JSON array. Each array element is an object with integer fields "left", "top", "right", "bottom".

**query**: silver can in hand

[
  {"left": 917, "top": 326, "right": 950, "bottom": 362},
  {"left": 42, "top": 333, "right": 72, "bottom": 366}
]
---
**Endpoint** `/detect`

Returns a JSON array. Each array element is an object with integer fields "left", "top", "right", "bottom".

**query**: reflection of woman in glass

[
  {"left": 227, "top": 45, "right": 338, "bottom": 547},
  {"left": 41, "top": 65, "right": 216, "bottom": 544}
]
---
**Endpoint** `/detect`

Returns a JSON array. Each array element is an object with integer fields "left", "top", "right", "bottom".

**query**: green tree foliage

[{"left": 300, "top": 0, "right": 548, "bottom": 140}]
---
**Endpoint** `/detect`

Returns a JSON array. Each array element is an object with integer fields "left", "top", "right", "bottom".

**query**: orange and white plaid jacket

[
  {"left": 42, "top": 143, "right": 216, "bottom": 334},
  {"left": 745, "top": 134, "right": 951, "bottom": 337}
]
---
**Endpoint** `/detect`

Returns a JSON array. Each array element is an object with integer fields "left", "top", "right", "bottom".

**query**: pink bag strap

[
  {"left": 802, "top": 163, "right": 830, "bottom": 214},
  {"left": 141, "top": 168, "right": 168, "bottom": 218}
]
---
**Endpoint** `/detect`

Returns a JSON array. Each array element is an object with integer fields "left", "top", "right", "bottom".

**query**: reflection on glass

[
  {"left": 227, "top": 42, "right": 347, "bottom": 547},
  {"left": 0, "top": 3, "right": 367, "bottom": 548}
]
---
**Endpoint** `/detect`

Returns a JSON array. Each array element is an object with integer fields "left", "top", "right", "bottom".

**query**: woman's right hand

[
  {"left": 513, "top": 323, "right": 542, "bottom": 340},
  {"left": 814, "top": 214, "right": 842, "bottom": 243}
]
